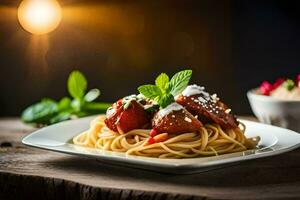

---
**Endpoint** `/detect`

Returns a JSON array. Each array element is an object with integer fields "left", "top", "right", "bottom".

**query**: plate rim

[{"left": 22, "top": 116, "right": 300, "bottom": 170}]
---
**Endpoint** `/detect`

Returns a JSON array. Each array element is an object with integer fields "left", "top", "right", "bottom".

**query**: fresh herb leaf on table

[{"left": 22, "top": 71, "right": 111, "bottom": 126}]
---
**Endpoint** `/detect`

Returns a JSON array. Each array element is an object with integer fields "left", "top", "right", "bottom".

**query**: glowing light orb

[{"left": 18, "top": 0, "right": 62, "bottom": 35}]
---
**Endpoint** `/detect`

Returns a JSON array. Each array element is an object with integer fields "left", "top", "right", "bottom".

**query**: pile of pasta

[{"left": 73, "top": 115, "right": 257, "bottom": 159}]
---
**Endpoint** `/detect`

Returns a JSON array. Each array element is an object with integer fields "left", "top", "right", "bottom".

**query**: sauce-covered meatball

[
  {"left": 105, "top": 96, "right": 150, "bottom": 133},
  {"left": 152, "top": 102, "right": 202, "bottom": 134},
  {"left": 176, "top": 85, "right": 239, "bottom": 129}
]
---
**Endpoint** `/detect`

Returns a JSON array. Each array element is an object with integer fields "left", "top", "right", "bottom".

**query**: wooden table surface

[{"left": 1, "top": 117, "right": 300, "bottom": 200}]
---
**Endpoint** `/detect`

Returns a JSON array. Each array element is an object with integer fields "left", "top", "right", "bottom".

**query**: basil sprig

[
  {"left": 138, "top": 69, "right": 192, "bottom": 108},
  {"left": 22, "top": 71, "right": 111, "bottom": 126}
]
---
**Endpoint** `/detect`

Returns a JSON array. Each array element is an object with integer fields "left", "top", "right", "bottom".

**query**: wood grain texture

[{"left": 1, "top": 118, "right": 300, "bottom": 200}]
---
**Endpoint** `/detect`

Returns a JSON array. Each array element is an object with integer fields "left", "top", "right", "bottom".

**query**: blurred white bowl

[{"left": 247, "top": 89, "right": 300, "bottom": 132}]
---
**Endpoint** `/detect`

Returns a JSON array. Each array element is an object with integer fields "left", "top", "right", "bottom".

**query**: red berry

[
  {"left": 272, "top": 78, "right": 285, "bottom": 90},
  {"left": 260, "top": 81, "right": 273, "bottom": 96},
  {"left": 149, "top": 129, "right": 158, "bottom": 137},
  {"left": 296, "top": 74, "right": 300, "bottom": 85}
]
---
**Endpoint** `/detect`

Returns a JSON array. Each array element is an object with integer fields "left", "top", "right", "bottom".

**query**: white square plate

[{"left": 22, "top": 116, "right": 300, "bottom": 174}]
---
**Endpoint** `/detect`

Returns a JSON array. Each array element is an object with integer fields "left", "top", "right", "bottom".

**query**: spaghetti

[{"left": 73, "top": 115, "right": 258, "bottom": 159}]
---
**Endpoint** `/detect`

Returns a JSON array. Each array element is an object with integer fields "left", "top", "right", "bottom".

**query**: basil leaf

[
  {"left": 138, "top": 84, "right": 162, "bottom": 99},
  {"left": 58, "top": 97, "right": 71, "bottom": 111},
  {"left": 82, "top": 102, "right": 112, "bottom": 113},
  {"left": 75, "top": 111, "right": 90, "bottom": 118},
  {"left": 158, "top": 93, "right": 175, "bottom": 108},
  {"left": 155, "top": 73, "right": 169, "bottom": 92},
  {"left": 71, "top": 98, "right": 84, "bottom": 112},
  {"left": 49, "top": 112, "right": 71, "bottom": 124},
  {"left": 21, "top": 99, "right": 58, "bottom": 124},
  {"left": 168, "top": 69, "right": 192, "bottom": 96},
  {"left": 68, "top": 71, "right": 87, "bottom": 99},
  {"left": 84, "top": 88, "right": 101, "bottom": 102},
  {"left": 22, "top": 70, "right": 110, "bottom": 126}
]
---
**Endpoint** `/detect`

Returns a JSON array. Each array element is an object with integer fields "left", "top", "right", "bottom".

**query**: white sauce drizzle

[
  {"left": 198, "top": 96, "right": 207, "bottom": 103},
  {"left": 157, "top": 103, "right": 183, "bottom": 118},
  {"left": 106, "top": 107, "right": 115, "bottom": 118},
  {"left": 122, "top": 94, "right": 138, "bottom": 104},
  {"left": 182, "top": 84, "right": 205, "bottom": 97},
  {"left": 181, "top": 84, "right": 211, "bottom": 99},
  {"left": 180, "top": 84, "right": 222, "bottom": 107}
]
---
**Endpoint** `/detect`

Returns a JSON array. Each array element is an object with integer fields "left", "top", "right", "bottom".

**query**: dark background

[{"left": 0, "top": 0, "right": 299, "bottom": 116}]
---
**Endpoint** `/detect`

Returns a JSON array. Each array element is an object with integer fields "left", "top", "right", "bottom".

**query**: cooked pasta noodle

[{"left": 73, "top": 115, "right": 258, "bottom": 159}]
